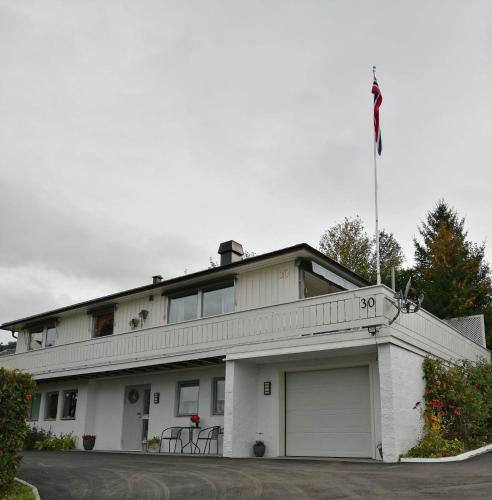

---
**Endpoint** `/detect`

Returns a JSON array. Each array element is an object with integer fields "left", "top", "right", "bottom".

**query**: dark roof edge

[{"left": 1, "top": 243, "right": 370, "bottom": 330}]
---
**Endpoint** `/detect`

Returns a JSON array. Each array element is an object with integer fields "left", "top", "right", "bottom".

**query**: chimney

[
  {"left": 152, "top": 275, "right": 163, "bottom": 284},
  {"left": 218, "top": 240, "right": 244, "bottom": 266}
]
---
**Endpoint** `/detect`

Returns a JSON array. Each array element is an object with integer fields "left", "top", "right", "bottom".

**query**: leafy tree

[
  {"left": 319, "top": 216, "right": 404, "bottom": 284},
  {"left": 414, "top": 200, "right": 492, "bottom": 347}
]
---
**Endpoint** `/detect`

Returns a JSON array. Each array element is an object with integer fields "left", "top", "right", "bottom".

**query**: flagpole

[{"left": 373, "top": 66, "right": 381, "bottom": 285}]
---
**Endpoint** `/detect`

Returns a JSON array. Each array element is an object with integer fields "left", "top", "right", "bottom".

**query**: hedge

[{"left": 0, "top": 368, "right": 36, "bottom": 497}]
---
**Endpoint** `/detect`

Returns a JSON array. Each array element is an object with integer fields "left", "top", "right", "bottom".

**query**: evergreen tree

[{"left": 414, "top": 200, "right": 492, "bottom": 347}]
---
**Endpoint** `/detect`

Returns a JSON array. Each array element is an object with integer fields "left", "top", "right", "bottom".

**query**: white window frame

[
  {"left": 61, "top": 389, "right": 78, "bottom": 420},
  {"left": 176, "top": 380, "right": 200, "bottom": 416},
  {"left": 212, "top": 377, "right": 225, "bottom": 415},
  {"left": 44, "top": 391, "right": 59, "bottom": 421}
]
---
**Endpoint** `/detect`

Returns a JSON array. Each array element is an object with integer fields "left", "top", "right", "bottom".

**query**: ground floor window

[
  {"left": 29, "top": 393, "right": 42, "bottom": 421},
  {"left": 212, "top": 377, "right": 225, "bottom": 415},
  {"left": 45, "top": 391, "right": 59, "bottom": 420},
  {"left": 177, "top": 380, "right": 199, "bottom": 416},
  {"left": 62, "top": 390, "right": 78, "bottom": 419}
]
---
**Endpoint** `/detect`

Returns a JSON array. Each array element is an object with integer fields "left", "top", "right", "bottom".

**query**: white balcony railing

[
  {"left": 0, "top": 287, "right": 389, "bottom": 378},
  {"left": 1, "top": 285, "right": 487, "bottom": 379}
]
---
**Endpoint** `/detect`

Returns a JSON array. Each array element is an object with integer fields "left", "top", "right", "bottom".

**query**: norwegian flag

[{"left": 372, "top": 75, "right": 383, "bottom": 155}]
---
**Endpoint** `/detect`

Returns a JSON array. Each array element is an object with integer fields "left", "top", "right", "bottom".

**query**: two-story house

[{"left": 1, "top": 241, "right": 489, "bottom": 462}]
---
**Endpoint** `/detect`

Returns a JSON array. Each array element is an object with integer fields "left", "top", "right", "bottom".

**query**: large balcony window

[
  {"left": 203, "top": 284, "right": 234, "bottom": 317},
  {"left": 169, "top": 293, "right": 198, "bottom": 324}
]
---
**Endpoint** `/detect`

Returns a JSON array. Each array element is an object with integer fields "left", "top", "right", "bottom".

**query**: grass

[{"left": 3, "top": 480, "right": 36, "bottom": 500}]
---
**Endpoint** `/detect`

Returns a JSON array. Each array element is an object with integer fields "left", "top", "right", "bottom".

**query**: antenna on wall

[{"left": 389, "top": 277, "right": 424, "bottom": 325}]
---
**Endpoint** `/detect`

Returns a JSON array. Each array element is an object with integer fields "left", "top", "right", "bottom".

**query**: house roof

[{"left": 0, "top": 243, "right": 371, "bottom": 331}]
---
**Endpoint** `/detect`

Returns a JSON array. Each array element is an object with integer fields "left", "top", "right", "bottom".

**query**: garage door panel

[{"left": 286, "top": 367, "right": 372, "bottom": 458}]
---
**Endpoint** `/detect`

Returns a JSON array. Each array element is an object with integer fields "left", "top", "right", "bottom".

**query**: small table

[{"left": 181, "top": 426, "right": 201, "bottom": 454}]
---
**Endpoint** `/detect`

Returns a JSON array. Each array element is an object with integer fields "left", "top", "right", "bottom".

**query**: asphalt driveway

[{"left": 19, "top": 451, "right": 492, "bottom": 499}]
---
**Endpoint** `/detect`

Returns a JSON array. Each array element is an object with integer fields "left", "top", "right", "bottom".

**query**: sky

[{"left": 1, "top": 0, "right": 491, "bottom": 344}]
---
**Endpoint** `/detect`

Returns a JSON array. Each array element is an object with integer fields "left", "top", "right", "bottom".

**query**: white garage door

[{"left": 286, "top": 366, "right": 372, "bottom": 458}]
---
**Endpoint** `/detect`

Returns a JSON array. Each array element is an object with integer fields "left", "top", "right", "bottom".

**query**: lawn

[{"left": 3, "top": 481, "right": 35, "bottom": 500}]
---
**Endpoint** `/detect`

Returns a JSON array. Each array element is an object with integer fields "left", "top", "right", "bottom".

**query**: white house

[{"left": 1, "top": 241, "right": 489, "bottom": 462}]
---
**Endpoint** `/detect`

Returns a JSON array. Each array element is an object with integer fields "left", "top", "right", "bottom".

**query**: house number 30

[{"left": 360, "top": 297, "right": 375, "bottom": 309}]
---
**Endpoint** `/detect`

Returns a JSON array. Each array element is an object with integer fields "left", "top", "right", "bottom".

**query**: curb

[
  {"left": 401, "top": 443, "right": 492, "bottom": 463},
  {"left": 15, "top": 477, "right": 41, "bottom": 500}
]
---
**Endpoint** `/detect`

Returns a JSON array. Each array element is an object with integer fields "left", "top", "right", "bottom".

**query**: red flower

[
  {"left": 190, "top": 415, "right": 200, "bottom": 424},
  {"left": 476, "top": 383, "right": 481, "bottom": 389}
]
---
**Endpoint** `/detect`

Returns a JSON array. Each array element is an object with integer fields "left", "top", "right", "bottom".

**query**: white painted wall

[
  {"left": 378, "top": 343, "right": 425, "bottom": 462},
  {"left": 235, "top": 261, "right": 299, "bottom": 311},
  {"left": 32, "top": 366, "right": 225, "bottom": 452},
  {"left": 223, "top": 360, "right": 259, "bottom": 457}
]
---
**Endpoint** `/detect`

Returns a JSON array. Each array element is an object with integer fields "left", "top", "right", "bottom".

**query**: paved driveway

[{"left": 19, "top": 451, "right": 492, "bottom": 499}]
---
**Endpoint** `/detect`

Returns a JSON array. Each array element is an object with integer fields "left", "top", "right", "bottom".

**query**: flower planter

[
  {"left": 253, "top": 441, "right": 265, "bottom": 457},
  {"left": 83, "top": 437, "right": 96, "bottom": 451}
]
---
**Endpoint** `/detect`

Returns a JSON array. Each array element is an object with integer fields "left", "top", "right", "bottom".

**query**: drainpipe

[{"left": 11, "top": 330, "right": 17, "bottom": 340}]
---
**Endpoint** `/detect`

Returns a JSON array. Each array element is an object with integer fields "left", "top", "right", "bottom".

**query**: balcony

[{"left": 1, "top": 285, "right": 487, "bottom": 379}]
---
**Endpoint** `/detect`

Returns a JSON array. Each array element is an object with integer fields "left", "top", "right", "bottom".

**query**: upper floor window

[
  {"left": 92, "top": 308, "right": 114, "bottom": 337},
  {"left": 203, "top": 284, "right": 234, "bottom": 317},
  {"left": 27, "top": 320, "right": 57, "bottom": 350},
  {"left": 168, "top": 293, "right": 198, "bottom": 324}
]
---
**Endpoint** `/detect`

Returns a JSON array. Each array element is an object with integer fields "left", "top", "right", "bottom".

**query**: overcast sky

[{"left": 1, "top": 1, "right": 491, "bottom": 343}]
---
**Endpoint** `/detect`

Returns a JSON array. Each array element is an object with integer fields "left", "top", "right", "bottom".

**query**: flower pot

[
  {"left": 253, "top": 441, "right": 265, "bottom": 457},
  {"left": 83, "top": 437, "right": 96, "bottom": 451}
]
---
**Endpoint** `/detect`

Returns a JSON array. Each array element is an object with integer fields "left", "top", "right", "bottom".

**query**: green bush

[
  {"left": 34, "top": 432, "right": 77, "bottom": 450},
  {"left": 0, "top": 368, "right": 36, "bottom": 497},
  {"left": 24, "top": 426, "right": 52, "bottom": 450},
  {"left": 403, "top": 357, "right": 492, "bottom": 458}
]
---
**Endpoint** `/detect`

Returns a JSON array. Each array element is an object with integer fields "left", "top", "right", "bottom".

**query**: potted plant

[
  {"left": 146, "top": 436, "right": 161, "bottom": 452},
  {"left": 82, "top": 434, "right": 96, "bottom": 451},
  {"left": 190, "top": 415, "right": 200, "bottom": 428},
  {"left": 253, "top": 432, "right": 265, "bottom": 457}
]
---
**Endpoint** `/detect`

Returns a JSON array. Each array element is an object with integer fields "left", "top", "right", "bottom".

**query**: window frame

[
  {"left": 27, "top": 319, "right": 57, "bottom": 350},
  {"left": 44, "top": 391, "right": 59, "bottom": 421},
  {"left": 61, "top": 389, "right": 78, "bottom": 420},
  {"left": 167, "top": 291, "right": 199, "bottom": 325},
  {"left": 176, "top": 380, "right": 200, "bottom": 417},
  {"left": 212, "top": 377, "right": 225, "bottom": 416},
  {"left": 91, "top": 306, "right": 115, "bottom": 338},
  {"left": 202, "top": 282, "right": 235, "bottom": 319},
  {"left": 29, "top": 393, "right": 42, "bottom": 421}
]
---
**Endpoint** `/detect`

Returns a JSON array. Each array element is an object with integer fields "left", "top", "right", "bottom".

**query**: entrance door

[
  {"left": 122, "top": 384, "right": 151, "bottom": 450},
  {"left": 286, "top": 367, "right": 372, "bottom": 457}
]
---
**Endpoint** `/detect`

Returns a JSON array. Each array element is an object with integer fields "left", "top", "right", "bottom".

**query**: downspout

[{"left": 11, "top": 330, "right": 17, "bottom": 340}]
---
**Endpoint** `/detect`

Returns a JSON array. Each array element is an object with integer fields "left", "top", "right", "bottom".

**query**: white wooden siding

[{"left": 235, "top": 261, "right": 298, "bottom": 311}]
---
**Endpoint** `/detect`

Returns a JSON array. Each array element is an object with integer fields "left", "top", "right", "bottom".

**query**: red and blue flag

[{"left": 372, "top": 76, "right": 383, "bottom": 155}]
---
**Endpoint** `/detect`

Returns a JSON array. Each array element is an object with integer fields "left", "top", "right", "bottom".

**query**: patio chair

[
  {"left": 159, "top": 427, "right": 183, "bottom": 453},
  {"left": 195, "top": 426, "right": 221, "bottom": 455}
]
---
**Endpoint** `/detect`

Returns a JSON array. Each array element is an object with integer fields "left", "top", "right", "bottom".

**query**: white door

[
  {"left": 122, "top": 385, "right": 151, "bottom": 450},
  {"left": 286, "top": 366, "right": 372, "bottom": 458}
]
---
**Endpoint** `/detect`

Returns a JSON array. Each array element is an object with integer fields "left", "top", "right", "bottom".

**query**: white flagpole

[{"left": 373, "top": 66, "right": 381, "bottom": 285}]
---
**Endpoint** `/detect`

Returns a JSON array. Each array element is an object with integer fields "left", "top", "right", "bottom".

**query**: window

[
  {"left": 203, "top": 285, "right": 234, "bottom": 317},
  {"left": 177, "top": 381, "right": 199, "bottom": 416},
  {"left": 45, "top": 327, "right": 57, "bottom": 347},
  {"left": 29, "top": 393, "right": 42, "bottom": 421},
  {"left": 27, "top": 320, "right": 57, "bottom": 349},
  {"left": 28, "top": 327, "right": 44, "bottom": 351},
  {"left": 45, "top": 392, "right": 59, "bottom": 420},
  {"left": 62, "top": 390, "right": 78, "bottom": 419},
  {"left": 169, "top": 293, "right": 198, "bottom": 324},
  {"left": 93, "top": 310, "right": 114, "bottom": 337},
  {"left": 212, "top": 378, "right": 225, "bottom": 415}
]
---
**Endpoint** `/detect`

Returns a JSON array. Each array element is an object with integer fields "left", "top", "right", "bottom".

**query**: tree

[
  {"left": 414, "top": 200, "right": 492, "bottom": 347},
  {"left": 319, "top": 216, "right": 404, "bottom": 284}
]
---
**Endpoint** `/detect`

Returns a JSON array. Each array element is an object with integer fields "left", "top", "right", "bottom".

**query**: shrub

[
  {"left": 34, "top": 432, "right": 77, "bottom": 451},
  {"left": 24, "top": 427, "right": 52, "bottom": 450},
  {"left": 0, "top": 368, "right": 36, "bottom": 497},
  {"left": 403, "top": 357, "right": 492, "bottom": 458}
]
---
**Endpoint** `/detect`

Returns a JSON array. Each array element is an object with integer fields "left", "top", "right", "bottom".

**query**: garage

[{"left": 285, "top": 366, "right": 372, "bottom": 457}]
